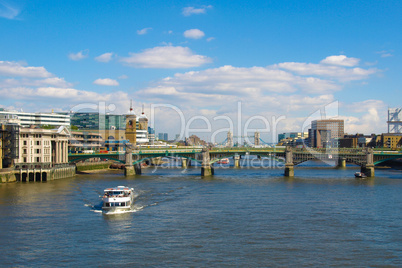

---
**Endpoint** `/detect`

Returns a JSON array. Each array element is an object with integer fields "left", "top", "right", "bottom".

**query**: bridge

[{"left": 68, "top": 147, "right": 401, "bottom": 177}]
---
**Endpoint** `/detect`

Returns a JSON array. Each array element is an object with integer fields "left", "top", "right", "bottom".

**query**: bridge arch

[
  {"left": 374, "top": 155, "right": 402, "bottom": 165},
  {"left": 68, "top": 155, "right": 125, "bottom": 164},
  {"left": 132, "top": 154, "right": 201, "bottom": 165}
]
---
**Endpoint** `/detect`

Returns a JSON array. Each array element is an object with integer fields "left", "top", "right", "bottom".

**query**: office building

[
  {"left": 70, "top": 112, "right": 126, "bottom": 130},
  {"left": 278, "top": 132, "right": 308, "bottom": 143},
  {"left": 158, "top": 133, "right": 168, "bottom": 141},
  {"left": 0, "top": 109, "right": 70, "bottom": 127},
  {"left": 308, "top": 119, "right": 344, "bottom": 148},
  {"left": 69, "top": 109, "right": 149, "bottom": 145}
]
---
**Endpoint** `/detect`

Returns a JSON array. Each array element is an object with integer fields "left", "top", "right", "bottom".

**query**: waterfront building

[
  {"left": 148, "top": 127, "right": 155, "bottom": 145},
  {"left": 16, "top": 126, "right": 70, "bottom": 167},
  {"left": 278, "top": 132, "right": 308, "bottom": 143},
  {"left": 339, "top": 134, "right": 373, "bottom": 148},
  {"left": 69, "top": 107, "right": 149, "bottom": 145},
  {"left": 1, "top": 113, "right": 70, "bottom": 168},
  {"left": 158, "top": 133, "right": 168, "bottom": 141},
  {"left": 0, "top": 109, "right": 70, "bottom": 127},
  {"left": 70, "top": 112, "right": 125, "bottom": 130},
  {"left": 381, "top": 133, "right": 402, "bottom": 149},
  {"left": 387, "top": 108, "right": 402, "bottom": 133},
  {"left": 69, "top": 131, "right": 104, "bottom": 153},
  {"left": 0, "top": 115, "right": 20, "bottom": 168},
  {"left": 226, "top": 131, "right": 234, "bottom": 147},
  {"left": 308, "top": 119, "right": 344, "bottom": 148},
  {"left": 278, "top": 137, "right": 307, "bottom": 147}
]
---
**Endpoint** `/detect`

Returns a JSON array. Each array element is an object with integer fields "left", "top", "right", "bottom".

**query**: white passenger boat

[{"left": 102, "top": 186, "right": 135, "bottom": 213}]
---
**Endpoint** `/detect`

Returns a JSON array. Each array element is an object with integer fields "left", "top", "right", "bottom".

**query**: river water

[{"left": 0, "top": 161, "right": 401, "bottom": 267}]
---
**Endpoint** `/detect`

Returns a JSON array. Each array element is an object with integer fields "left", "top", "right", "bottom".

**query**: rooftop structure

[
  {"left": 0, "top": 110, "right": 70, "bottom": 127},
  {"left": 387, "top": 108, "right": 402, "bottom": 133}
]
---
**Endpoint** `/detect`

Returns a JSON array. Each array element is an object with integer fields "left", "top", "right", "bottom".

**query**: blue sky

[{"left": 0, "top": 0, "right": 401, "bottom": 141}]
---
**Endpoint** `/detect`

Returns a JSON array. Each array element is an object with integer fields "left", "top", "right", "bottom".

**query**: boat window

[
  {"left": 121, "top": 202, "right": 125, "bottom": 206},
  {"left": 105, "top": 202, "right": 110, "bottom": 207}
]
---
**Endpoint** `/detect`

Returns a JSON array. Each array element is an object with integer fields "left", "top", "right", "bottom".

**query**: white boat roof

[{"left": 104, "top": 186, "right": 132, "bottom": 191}]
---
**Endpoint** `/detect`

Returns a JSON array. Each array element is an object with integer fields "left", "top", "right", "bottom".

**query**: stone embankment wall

[
  {"left": 76, "top": 161, "right": 113, "bottom": 172},
  {"left": 0, "top": 165, "right": 76, "bottom": 183}
]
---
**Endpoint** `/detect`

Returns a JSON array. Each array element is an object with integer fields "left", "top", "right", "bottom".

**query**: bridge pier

[
  {"left": 181, "top": 158, "right": 191, "bottom": 168},
  {"left": 337, "top": 157, "right": 346, "bottom": 168},
  {"left": 201, "top": 148, "right": 214, "bottom": 176},
  {"left": 124, "top": 149, "right": 141, "bottom": 176},
  {"left": 361, "top": 164, "right": 375, "bottom": 177},
  {"left": 285, "top": 164, "right": 294, "bottom": 177},
  {"left": 284, "top": 146, "right": 294, "bottom": 177},
  {"left": 361, "top": 148, "right": 375, "bottom": 177},
  {"left": 234, "top": 155, "right": 241, "bottom": 168}
]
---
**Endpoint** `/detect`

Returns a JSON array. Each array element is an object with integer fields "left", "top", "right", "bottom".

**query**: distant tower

[
  {"left": 138, "top": 104, "right": 148, "bottom": 131},
  {"left": 388, "top": 108, "right": 402, "bottom": 133},
  {"left": 125, "top": 100, "right": 137, "bottom": 145},
  {"left": 227, "top": 131, "right": 234, "bottom": 147},
  {"left": 254, "top": 131, "right": 260, "bottom": 146}
]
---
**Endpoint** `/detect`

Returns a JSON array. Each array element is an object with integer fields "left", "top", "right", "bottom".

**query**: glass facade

[{"left": 70, "top": 113, "right": 126, "bottom": 130}]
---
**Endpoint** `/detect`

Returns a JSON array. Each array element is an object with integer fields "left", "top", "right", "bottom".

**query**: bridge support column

[
  {"left": 285, "top": 164, "right": 294, "bottom": 177},
  {"left": 337, "top": 157, "right": 346, "bottom": 168},
  {"left": 361, "top": 148, "right": 375, "bottom": 177},
  {"left": 361, "top": 164, "right": 375, "bottom": 177},
  {"left": 284, "top": 146, "right": 294, "bottom": 177},
  {"left": 234, "top": 155, "right": 241, "bottom": 168},
  {"left": 201, "top": 148, "right": 214, "bottom": 176},
  {"left": 124, "top": 149, "right": 141, "bottom": 176},
  {"left": 181, "top": 158, "right": 191, "bottom": 168},
  {"left": 124, "top": 165, "right": 135, "bottom": 176}
]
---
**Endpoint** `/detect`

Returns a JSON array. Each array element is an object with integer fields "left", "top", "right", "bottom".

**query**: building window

[
  {"left": 23, "top": 157, "right": 27, "bottom": 163},
  {"left": 36, "top": 157, "right": 41, "bottom": 162},
  {"left": 36, "top": 149, "right": 41, "bottom": 154},
  {"left": 23, "top": 141, "right": 27, "bottom": 145},
  {"left": 36, "top": 141, "right": 41, "bottom": 145}
]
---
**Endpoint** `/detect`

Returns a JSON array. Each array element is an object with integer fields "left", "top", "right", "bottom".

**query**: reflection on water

[{"left": 0, "top": 162, "right": 401, "bottom": 266}]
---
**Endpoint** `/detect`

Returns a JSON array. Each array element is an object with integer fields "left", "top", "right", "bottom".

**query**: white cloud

[
  {"left": 0, "top": 61, "right": 52, "bottom": 78},
  {"left": 320, "top": 55, "right": 360, "bottom": 66},
  {"left": 277, "top": 62, "right": 378, "bottom": 81},
  {"left": 137, "top": 27, "right": 152, "bottom": 35},
  {"left": 138, "top": 64, "right": 342, "bottom": 101},
  {"left": 120, "top": 46, "right": 212, "bottom": 68},
  {"left": 68, "top": 50, "right": 89, "bottom": 61},
  {"left": 182, "top": 6, "right": 212, "bottom": 16},
  {"left": 0, "top": 77, "right": 72, "bottom": 88},
  {"left": 135, "top": 55, "right": 380, "bottom": 135},
  {"left": 183, "top": 29, "right": 205, "bottom": 39},
  {"left": 93, "top": 78, "right": 119, "bottom": 86},
  {"left": 0, "top": 2, "right": 20, "bottom": 19},
  {"left": 118, "top": 75, "right": 128, "bottom": 79},
  {"left": 376, "top": 50, "right": 394, "bottom": 58},
  {"left": 0, "top": 61, "right": 132, "bottom": 114},
  {"left": 207, "top": 37, "right": 215, "bottom": 42},
  {"left": 95, "top": 52, "right": 114, "bottom": 62}
]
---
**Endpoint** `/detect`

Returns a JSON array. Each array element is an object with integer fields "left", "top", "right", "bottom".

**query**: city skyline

[{"left": 0, "top": 0, "right": 401, "bottom": 140}]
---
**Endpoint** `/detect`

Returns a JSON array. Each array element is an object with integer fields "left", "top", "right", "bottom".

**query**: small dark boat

[{"left": 354, "top": 172, "right": 367, "bottom": 178}]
